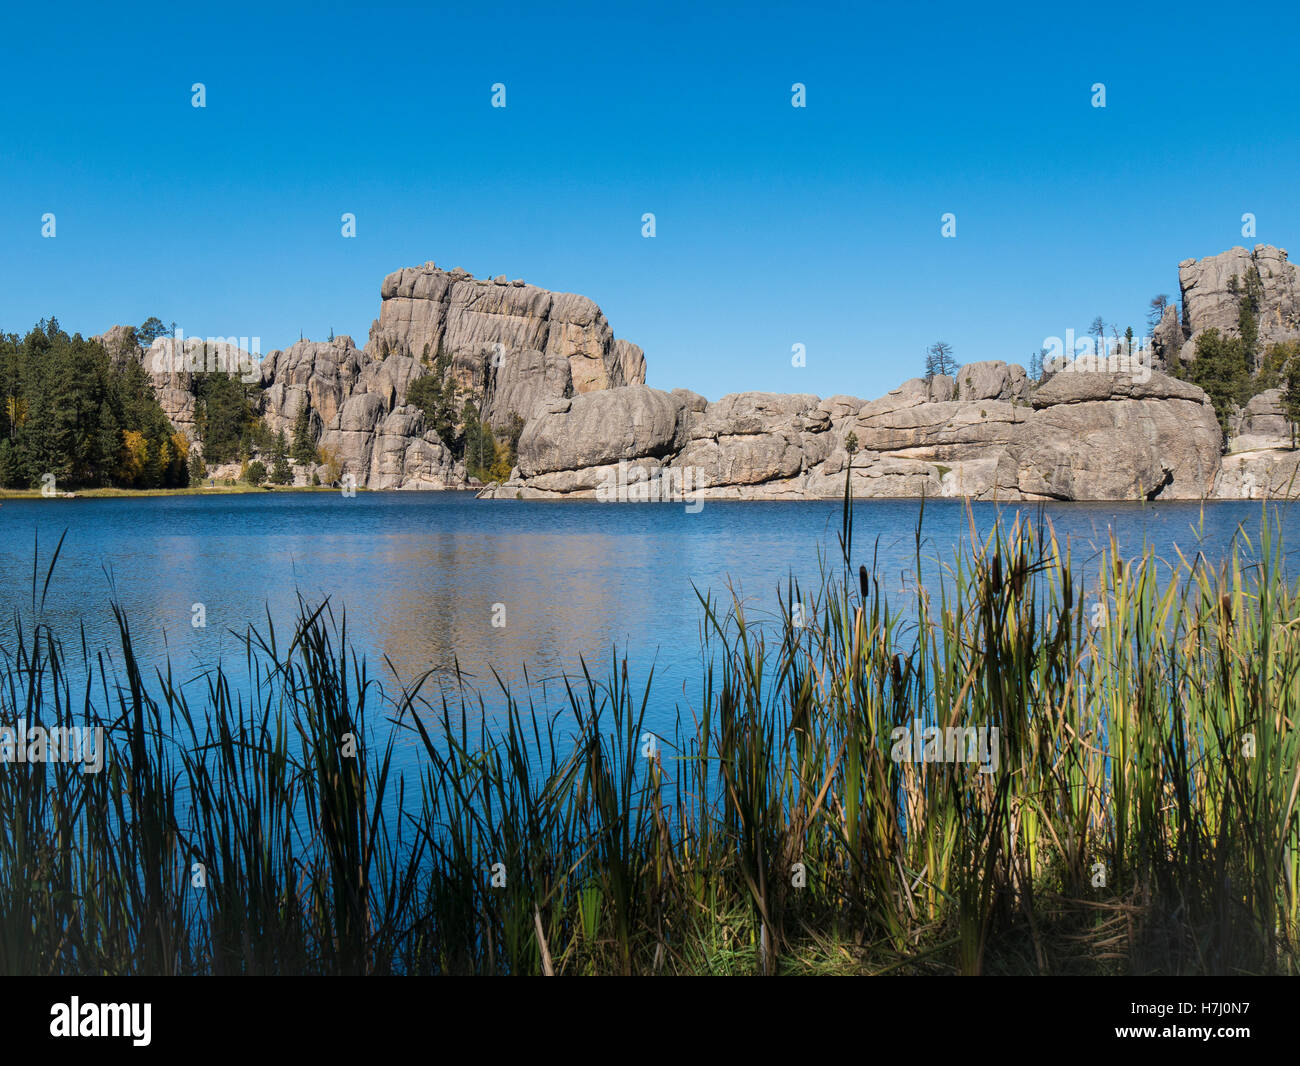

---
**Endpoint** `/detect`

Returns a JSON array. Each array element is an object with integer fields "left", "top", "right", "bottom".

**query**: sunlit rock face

[
  {"left": 1152, "top": 245, "right": 1300, "bottom": 370},
  {"left": 99, "top": 246, "right": 1300, "bottom": 499},
  {"left": 254, "top": 264, "right": 646, "bottom": 487},
  {"left": 484, "top": 366, "right": 1233, "bottom": 502}
]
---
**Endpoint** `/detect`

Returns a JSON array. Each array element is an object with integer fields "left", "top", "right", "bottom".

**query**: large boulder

[
  {"left": 1214, "top": 449, "right": 1300, "bottom": 499},
  {"left": 817, "top": 394, "right": 866, "bottom": 420},
  {"left": 1017, "top": 370, "right": 1221, "bottom": 499},
  {"left": 953, "top": 361, "right": 1030, "bottom": 403},
  {"left": 676, "top": 392, "right": 824, "bottom": 489},
  {"left": 1233, "top": 388, "right": 1289, "bottom": 441},
  {"left": 1030, "top": 365, "right": 1207, "bottom": 407},
  {"left": 938, "top": 451, "right": 1020, "bottom": 500},
  {"left": 686, "top": 392, "right": 823, "bottom": 439},
  {"left": 671, "top": 387, "right": 710, "bottom": 413},
  {"left": 852, "top": 398, "right": 1027, "bottom": 456},
  {"left": 805, "top": 455, "right": 943, "bottom": 499},
  {"left": 516, "top": 385, "right": 689, "bottom": 477}
]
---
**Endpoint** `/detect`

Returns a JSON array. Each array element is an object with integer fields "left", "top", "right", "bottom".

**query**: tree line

[
  {"left": 0, "top": 317, "right": 523, "bottom": 493},
  {"left": 0, "top": 319, "right": 189, "bottom": 489}
]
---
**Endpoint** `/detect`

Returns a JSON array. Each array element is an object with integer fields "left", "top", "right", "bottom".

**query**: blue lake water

[{"left": 0, "top": 492, "right": 1296, "bottom": 757}]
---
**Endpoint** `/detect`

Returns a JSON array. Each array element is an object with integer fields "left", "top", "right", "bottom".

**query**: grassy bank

[{"left": 1, "top": 492, "right": 1298, "bottom": 976}]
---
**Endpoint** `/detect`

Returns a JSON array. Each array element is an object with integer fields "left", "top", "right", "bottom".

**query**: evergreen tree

[
  {"left": 271, "top": 430, "right": 292, "bottom": 484},
  {"left": 291, "top": 403, "right": 317, "bottom": 463},
  {"left": 460, "top": 400, "right": 498, "bottom": 480},
  {"left": 407, "top": 363, "right": 461, "bottom": 454},
  {"left": 1088, "top": 317, "right": 1107, "bottom": 358},
  {"left": 1259, "top": 340, "right": 1300, "bottom": 393},
  {"left": 0, "top": 319, "right": 187, "bottom": 489},
  {"left": 193, "top": 371, "right": 262, "bottom": 465},
  {"left": 924, "top": 341, "right": 956, "bottom": 380},
  {"left": 1029, "top": 348, "right": 1046, "bottom": 382},
  {"left": 137, "top": 317, "right": 170, "bottom": 347},
  {"left": 1282, "top": 356, "right": 1300, "bottom": 451},
  {"left": 1190, "top": 328, "right": 1251, "bottom": 443},
  {"left": 1148, "top": 294, "right": 1171, "bottom": 330}
]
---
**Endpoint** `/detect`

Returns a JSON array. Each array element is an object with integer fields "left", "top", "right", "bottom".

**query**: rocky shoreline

[{"left": 99, "top": 244, "right": 1300, "bottom": 502}]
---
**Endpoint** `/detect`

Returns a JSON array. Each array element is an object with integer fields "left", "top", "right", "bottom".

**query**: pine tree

[
  {"left": 1282, "top": 357, "right": 1300, "bottom": 451},
  {"left": 1029, "top": 348, "right": 1045, "bottom": 382},
  {"left": 291, "top": 403, "right": 317, "bottom": 464},
  {"left": 407, "top": 365, "right": 461, "bottom": 454},
  {"left": 924, "top": 342, "right": 956, "bottom": 380},
  {"left": 1190, "top": 328, "right": 1250, "bottom": 444},
  {"left": 271, "top": 430, "right": 292, "bottom": 484},
  {"left": 137, "top": 317, "right": 170, "bottom": 347}
]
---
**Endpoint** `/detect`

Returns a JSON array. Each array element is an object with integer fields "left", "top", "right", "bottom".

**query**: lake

[{"left": 1, "top": 491, "right": 1295, "bottom": 751}]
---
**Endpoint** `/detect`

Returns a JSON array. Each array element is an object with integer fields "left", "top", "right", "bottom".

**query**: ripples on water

[{"left": 1, "top": 491, "right": 1296, "bottom": 743}]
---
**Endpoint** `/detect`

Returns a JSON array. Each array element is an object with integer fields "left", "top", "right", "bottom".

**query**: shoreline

[{"left": 2, "top": 484, "right": 1298, "bottom": 504}]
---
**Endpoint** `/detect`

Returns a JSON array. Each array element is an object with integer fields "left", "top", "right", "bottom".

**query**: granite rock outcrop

[
  {"left": 1152, "top": 245, "right": 1300, "bottom": 369},
  {"left": 94, "top": 247, "right": 1300, "bottom": 501},
  {"left": 483, "top": 361, "right": 1232, "bottom": 502}
]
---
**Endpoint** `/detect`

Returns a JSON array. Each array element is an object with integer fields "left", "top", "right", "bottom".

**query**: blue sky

[{"left": 2, "top": 1, "right": 1297, "bottom": 402}]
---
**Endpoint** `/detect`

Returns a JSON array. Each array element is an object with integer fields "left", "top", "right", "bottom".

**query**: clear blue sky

[{"left": 2, "top": 1, "right": 1297, "bottom": 402}]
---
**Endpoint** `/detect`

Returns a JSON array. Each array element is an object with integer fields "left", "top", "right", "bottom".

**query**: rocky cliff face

[
  {"left": 484, "top": 360, "right": 1229, "bottom": 502},
  {"left": 367, "top": 263, "right": 645, "bottom": 412},
  {"left": 98, "top": 246, "right": 1300, "bottom": 500},
  {"left": 97, "top": 264, "right": 647, "bottom": 488},
  {"left": 1153, "top": 244, "right": 1300, "bottom": 368},
  {"left": 1211, "top": 387, "right": 1300, "bottom": 499},
  {"left": 258, "top": 264, "right": 649, "bottom": 486}
]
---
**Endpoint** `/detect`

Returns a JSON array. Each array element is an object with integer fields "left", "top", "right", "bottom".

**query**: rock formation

[
  {"left": 1017, "top": 369, "right": 1221, "bottom": 500},
  {"left": 262, "top": 264, "right": 649, "bottom": 485},
  {"left": 92, "top": 327, "right": 259, "bottom": 449},
  {"left": 95, "top": 245, "right": 1300, "bottom": 501},
  {"left": 1152, "top": 244, "right": 1300, "bottom": 369},
  {"left": 98, "top": 264, "right": 647, "bottom": 488},
  {"left": 484, "top": 360, "right": 1229, "bottom": 502},
  {"left": 367, "top": 262, "right": 645, "bottom": 414}
]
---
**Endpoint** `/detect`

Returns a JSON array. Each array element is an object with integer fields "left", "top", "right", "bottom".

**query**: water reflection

[{"left": 0, "top": 493, "right": 1295, "bottom": 740}]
